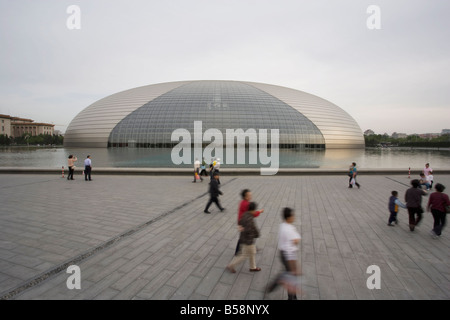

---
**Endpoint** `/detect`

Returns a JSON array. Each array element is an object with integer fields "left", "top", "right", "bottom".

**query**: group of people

[
  {"left": 193, "top": 157, "right": 220, "bottom": 183},
  {"left": 66, "top": 154, "right": 93, "bottom": 181},
  {"left": 388, "top": 163, "right": 449, "bottom": 238},
  {"left": 202, "top": 179, "right": 301, "bottom": 299},
  {"left": 226, "top": 190, "right": 301, "bottom": 300}
]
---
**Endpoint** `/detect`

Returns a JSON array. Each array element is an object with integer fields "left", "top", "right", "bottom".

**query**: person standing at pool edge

[
  {"left": 84, "top": 155, "right": 92, "bottom": 181},
  {"left": 67, "top": 154, "right": 77, "bottom": 180}
]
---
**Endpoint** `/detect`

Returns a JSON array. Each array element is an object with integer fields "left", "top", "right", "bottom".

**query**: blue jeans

[{"left": 421, "top": 182, "right": 431, "bottom": 190}]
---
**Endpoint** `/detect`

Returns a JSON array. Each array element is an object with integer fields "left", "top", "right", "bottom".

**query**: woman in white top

[{"left": 423, "top": 163, "right": 433, "bottom": 176}]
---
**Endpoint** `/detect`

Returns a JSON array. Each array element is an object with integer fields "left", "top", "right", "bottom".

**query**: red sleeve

[
  {"left": 238, "top": 201, "right": 249, "bottom": 222},
  {"left": 253, "top": 210, "right": 262, "bottom": 218}
]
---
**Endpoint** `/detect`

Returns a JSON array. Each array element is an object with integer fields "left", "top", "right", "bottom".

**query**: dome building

[{"left": 64, "top": 80, "right": 364, "bottom": 149}]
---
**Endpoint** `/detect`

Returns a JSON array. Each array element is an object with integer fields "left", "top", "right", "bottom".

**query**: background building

[
  {"left": 64, "top": 80, "right": 365, "bottom": 149},
  {"left": 0, "top": 114, "right": 54, "bottom": 138},
  {"left": 0, "top": 114, "right": 11, "bottom": 136}
]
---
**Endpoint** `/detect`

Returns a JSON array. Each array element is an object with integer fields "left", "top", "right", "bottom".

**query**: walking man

[
  {"left": 204, "top": 172, "right": 225, "bottom": 214},
  {"left": 405, "top": 179, "right": 428, "bottom": 231},
  {"left": 84, "top": 155, "right": 92, "bottom": 181},
  {"left": 267, "top": 207, "right": 301, "bottom": 300}
]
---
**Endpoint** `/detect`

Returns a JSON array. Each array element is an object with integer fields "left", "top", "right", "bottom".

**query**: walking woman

[
  {"left": 227, "top": 202, "right": 261, "bottom": 273},
  {"left": 427, "top": 183, "right": 450, "bottom": 238},
  {"left": 67, "top": 154, "right": 77, "bottom": 180}
]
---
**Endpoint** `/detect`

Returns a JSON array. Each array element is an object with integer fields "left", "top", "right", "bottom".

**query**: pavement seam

[
  {"left": 0, "top": 178, "right": 61, "bottom": 189},
  {"left": 0, "top": 177, "right": 238, "bottom": 300},
  {"left": 384, "top": 177, "right": 411, "bottom": 187}
]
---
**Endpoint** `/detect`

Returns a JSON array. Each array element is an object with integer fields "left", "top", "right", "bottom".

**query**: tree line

[
  {"left": 0, "top": 133, "right": 64, "bottom": 146},
  {"left": 365, "top": 134, "right": 450, "bottom": 148}
]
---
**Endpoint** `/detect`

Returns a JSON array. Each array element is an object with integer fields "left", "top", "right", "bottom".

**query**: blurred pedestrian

[
  {"left": 200, "top": 157, "right": 208, "bottom": 176},
  {"left": 423, "top": 163, "right": 433, "bottom": 176},
  {"left": 67, "top": 154, "right": 77, "bottom": 180},
  {"left": 209, "top": 158, "right": 215, "bottom": 181},
  {"left": 419, "top": 173, "right": 432, "bottom": 190},
  {"left": 234, "top": 189, "right": 264, "bottom": 255},
  {"left": 204, "top": 172, "right": 224, "bottom": 213},
  {"left": 214, "top": 158, "right": 221, "bottom": 184},
  {"left": 267, "top": 207, "right": 301, "bottom": 300},
  {"left": 348, "top": 162, "right": 360, "bottom": 189},
  {"left": 427, "top": 183, "right": 450, "bottom": 238},
  {"left": 193, "top": 158, "right": 203, "bottom": 183},
  {"left": 84, "top": 155, "right": 92, "bottom": 181},
  {"left": 387, "top": 191, "right": 406, "bottom": 226},
  {"left": 227, "top": 202, "right": 261, "bottom": 273},
  {"left": 405, "top": 179, "right": 428, "bottom": 231}
]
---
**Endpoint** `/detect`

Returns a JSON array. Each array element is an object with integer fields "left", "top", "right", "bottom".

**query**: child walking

[{"left": 388, "top": 191, "right": 406, "bottom": 226}]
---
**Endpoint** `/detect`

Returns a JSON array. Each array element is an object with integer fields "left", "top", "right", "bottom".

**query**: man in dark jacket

[
  {"left": 405, "top": 179, "right": 428, "bottom": 231},
  {"left": 204, "top": 172, "right": 225, "bottom": 214}
]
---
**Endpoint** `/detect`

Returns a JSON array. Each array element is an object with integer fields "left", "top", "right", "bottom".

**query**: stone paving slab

[{"left": 0, "top": 173, "right": 449, "bottom": 300}]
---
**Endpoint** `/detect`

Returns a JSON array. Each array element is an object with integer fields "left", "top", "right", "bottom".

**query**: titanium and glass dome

[{"left": 64, "top": 80, "right": 365, "bottom": 149}]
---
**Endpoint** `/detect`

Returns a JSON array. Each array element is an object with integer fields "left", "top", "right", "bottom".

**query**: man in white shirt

[
  {"left": 84, "top": 155, "right": 92, "bottom": 181},
  {"left": 268, "top": 207, "right": 301, "bottom": 300}
]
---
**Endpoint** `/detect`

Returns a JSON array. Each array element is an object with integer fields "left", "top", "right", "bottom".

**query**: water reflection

[{"left": 0, "top": 146, "right": 449, "bottom": 169}]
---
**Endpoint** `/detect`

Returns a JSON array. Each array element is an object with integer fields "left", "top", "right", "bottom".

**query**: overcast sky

[{"left": 1, "top": 0, "right": 449, "bottom": 135}]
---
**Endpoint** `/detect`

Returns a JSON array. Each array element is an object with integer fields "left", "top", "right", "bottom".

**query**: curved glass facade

[
  {"left": 64, "top": 80, "right": 364, "bottom": 149},
  {"left": 108, "top": 81, "right": 325, "bottom": 148}
]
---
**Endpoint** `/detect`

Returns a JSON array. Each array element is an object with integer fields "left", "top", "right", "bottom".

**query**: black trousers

[
  {"left": 407, "top": 207, "right": 423, "bottom": 230},
  {"left": 84, "top": 166, "right": 92, "bottom": 180},
  {"left": 68, "top": 166, "right": 74, "bottom": 180},
  {"left": 205, "top": 196, "right": 223, "bottom": 211},
  {"left": 431, "top": 209, "right": 446, "bottom": 236}
]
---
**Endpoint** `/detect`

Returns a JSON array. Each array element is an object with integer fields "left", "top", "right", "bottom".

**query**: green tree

[{"left": 0, "top": 134, "right": 11, "bottom": 145}]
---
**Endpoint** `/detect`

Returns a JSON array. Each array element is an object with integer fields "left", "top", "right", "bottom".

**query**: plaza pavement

[{"left": 0, "top": 172, "right": 449, "bottom": 300}]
